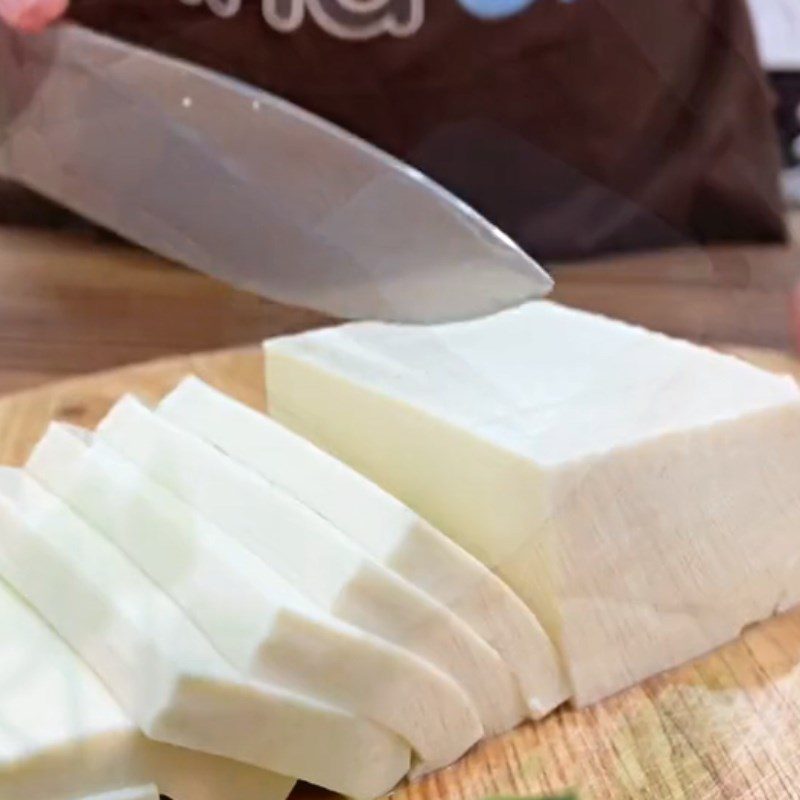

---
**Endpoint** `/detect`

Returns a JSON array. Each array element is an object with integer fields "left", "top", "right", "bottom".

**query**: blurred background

[
  {"left": 0, "top": 0, "right": 798, "bottom": 394},
  {"left": 747, "top": 0, "right": 800, "bottom": 216}
]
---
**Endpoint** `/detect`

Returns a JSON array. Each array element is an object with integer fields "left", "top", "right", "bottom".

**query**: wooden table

[{"left": 0, "top": 227, "right": 798, "bottom": 395}]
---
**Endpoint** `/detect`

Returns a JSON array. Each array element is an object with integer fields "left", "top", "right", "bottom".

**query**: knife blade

[{"left": 0, "top": 22, "right": 553, "bottom": 323}]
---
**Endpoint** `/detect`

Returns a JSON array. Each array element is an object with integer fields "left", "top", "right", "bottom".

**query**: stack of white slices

[{"left": 4, "top": 300, "right": 800, "bottom": 798}]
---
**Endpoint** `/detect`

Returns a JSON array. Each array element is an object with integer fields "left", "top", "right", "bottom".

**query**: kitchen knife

[{"left": 0, "top": 22, "right": 553, "bottom": 323}]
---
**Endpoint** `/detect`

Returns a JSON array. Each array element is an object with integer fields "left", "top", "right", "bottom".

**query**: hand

[{"left": 0, "top": 0, "right": 68, "bottom": 31}]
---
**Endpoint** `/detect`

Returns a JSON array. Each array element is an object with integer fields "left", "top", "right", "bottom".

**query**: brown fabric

[{"left": 4, "top": 0, "right": 789, "bottom": 260}]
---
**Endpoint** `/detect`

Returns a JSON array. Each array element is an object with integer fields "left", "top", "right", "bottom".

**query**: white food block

[
  {"left": 0, "top": 465, "right": 409, "bottom": 798},
  {"left": 159, "top": 377, "right": 569, "bottom": 717},
  {"left": 93, "top": 400, "right": 523, "bottom": 738},
  {"left": 39, "top": 409, "right": 479, "bottom": 775},
  {"left": 263, "top": 301, "right": 800, "bottom": 705},
  {"left": 0, "top": 578, "right": 295, "bottom": 800}
]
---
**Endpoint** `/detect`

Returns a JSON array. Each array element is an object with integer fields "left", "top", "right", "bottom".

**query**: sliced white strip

[
  {"left": 160, "top": 376, "right": 569, "bottom": 716},
  {"left": 82, "top": 786, "right": 159, "bottom": 800},
  {"left": 0, "top": 465, "right": 409, "bottom": 799},
  {"left": 34, "top": 409, "right": 480, "bottom": 774},
  {"left": 95, "top": 396, "right": 524, "bottom": 739},
  {"left": 0, "top": 576, "right": 295, "bottom": 800}
]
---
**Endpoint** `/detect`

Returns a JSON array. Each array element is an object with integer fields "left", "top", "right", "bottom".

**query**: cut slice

[
  {"left": 0, "top": 467, "right": 410, "bottom": 799},
  {"left": 82, "top": 788, "right": 159, "bottom": 800},
  {"left": 30, "top": 414, "right": 481, "bottom": 774},
  {"left": 0, "top": 577, "right": 295, "bottom": 800},
  {"left": 159, "top": 376, "right": 569, "bottom": 716},
  {"left": 263, "top": 301, "right": 800, "bottom": 704},
  {"left": 94, "top": 396, "right": 524, "bottom": 738}
]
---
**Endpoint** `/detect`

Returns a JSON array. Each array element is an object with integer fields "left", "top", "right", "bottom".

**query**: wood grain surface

[
  {"left": 1, "top": 343, "right": 800, "bottom": 800},
  {"left": 0, "top": 228, "right": 799, "bottom": 396},
  {"left": 0, "top": 229, "right": 330, "bottom": 395}
]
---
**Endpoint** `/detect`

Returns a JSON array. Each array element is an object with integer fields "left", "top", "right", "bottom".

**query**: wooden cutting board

[{"left": 2, "top": 344, "right": 800, "bottom": 800}]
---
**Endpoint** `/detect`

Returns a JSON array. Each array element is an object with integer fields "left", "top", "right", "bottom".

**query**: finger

[{"left": 0, "top": 0, "right": 69, "bottom": 31}]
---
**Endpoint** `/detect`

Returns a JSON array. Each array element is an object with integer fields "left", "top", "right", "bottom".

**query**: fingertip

[{"left": 0, "top": 0, "right": 68, "bottom": 31}]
